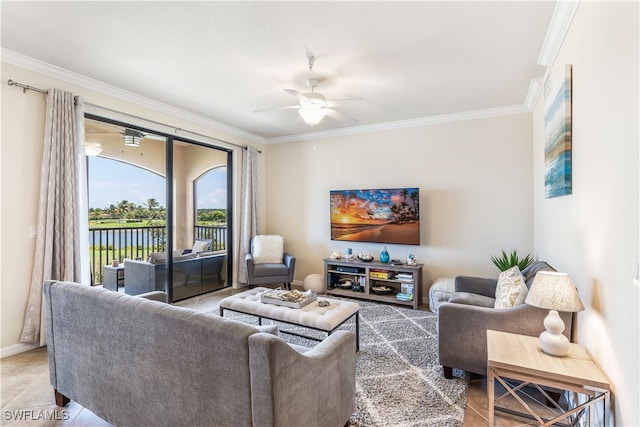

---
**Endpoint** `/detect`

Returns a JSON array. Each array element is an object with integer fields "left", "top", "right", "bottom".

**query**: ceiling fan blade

[
  {"left": 325, "top": 98, "right": 368, "bottom": 108},
  {"left": 253, "top": 105, "right": 301, "bottom": 113},
  {"left": 290, "top": 114, "right": 302, "bottom": 128},
  {"left": 323, "top": 108, "right": 358, "bottom": 125},
  {"left": 284, "top": 88, "right": 310, "bottom": 103}
]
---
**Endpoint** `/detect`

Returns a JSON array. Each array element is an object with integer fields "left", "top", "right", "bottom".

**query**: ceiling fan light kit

[
  {"left": 299, "top": 106, "right": 326, "bottom": 126},
  {"left": 122, "top": 128, "right": 144, "bottom": 147}
]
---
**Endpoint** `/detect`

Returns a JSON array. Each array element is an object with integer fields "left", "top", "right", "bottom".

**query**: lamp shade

[{"left": 525, "top": 271, "right": 585, "bottom": 312}]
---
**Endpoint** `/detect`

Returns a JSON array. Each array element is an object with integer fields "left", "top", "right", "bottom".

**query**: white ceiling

[{"left": 1, "top": 1, "right": 557, "bottom": 142}]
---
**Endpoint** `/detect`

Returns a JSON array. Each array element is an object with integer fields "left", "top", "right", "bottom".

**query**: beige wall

[
  {"left": 532, "top": 2, "right": 639, "bottom": 424},
  {"left": 265, "top": 113, "right": 535, "bottom": 301},
  {"left": 0, "top": 62, "right": 265, "bottom": 355}
]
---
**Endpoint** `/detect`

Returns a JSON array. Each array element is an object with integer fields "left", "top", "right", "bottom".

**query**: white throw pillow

[
  {"left": 192, "top": 240, "right": 210, "bottom": 253},
  {"left": 495, "top": 266, "right": 528, "bottom": 309},
  {"left": 252, "top": 235, "right": 284, "bottom": 264}
]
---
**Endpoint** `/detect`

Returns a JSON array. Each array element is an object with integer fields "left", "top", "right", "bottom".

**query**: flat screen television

[{"left": 330, "top": 187, "right": 420, "bottom": 245}]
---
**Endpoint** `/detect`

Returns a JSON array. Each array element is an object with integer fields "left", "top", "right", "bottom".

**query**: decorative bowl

[
  {"left": 371, "top": 285, "right": 394, "bottom": 295},
  {"left": 358, "top": 253, "right": 374, "bottom": 262}
]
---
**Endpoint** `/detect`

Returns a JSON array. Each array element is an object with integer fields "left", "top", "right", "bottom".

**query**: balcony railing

[{"left": 89, "top": 225, "right": 227, "bottom": 286}]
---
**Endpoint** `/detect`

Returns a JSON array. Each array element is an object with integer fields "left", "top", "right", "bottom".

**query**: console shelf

[{"left": 323, "top": 258, "right": 423, "bottom": 309}]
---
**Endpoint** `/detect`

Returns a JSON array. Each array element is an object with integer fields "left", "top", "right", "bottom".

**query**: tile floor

[{"left": 1, "top": 287, "right": 563, "bottom": 426}]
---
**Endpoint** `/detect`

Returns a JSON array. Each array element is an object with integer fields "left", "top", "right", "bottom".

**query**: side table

[
  {"left": 102, "top": 265, "right": 125, "bottom": 292},
  {"left": 487, "top": 330, "right": 611, "bottom": 426}
]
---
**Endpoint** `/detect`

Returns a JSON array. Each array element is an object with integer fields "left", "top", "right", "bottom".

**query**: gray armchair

[
  {"left": 437, "top": 261, "right": 574, "bottom": 378},
  {"left": 246, "top": 235, "right": 295, "bottom": 290}
]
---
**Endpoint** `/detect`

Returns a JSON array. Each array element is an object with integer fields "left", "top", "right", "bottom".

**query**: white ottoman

[
  {"left": 303, "top": 273, "right": 325, "bottom": 294},
  {"left": 429, "top": 277, "right": 456, "bottom": 314},
  {"left": 219, "top": 287, "right": 360, "bottom": 351}
]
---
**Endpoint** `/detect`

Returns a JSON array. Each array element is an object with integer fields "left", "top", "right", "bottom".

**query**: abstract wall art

[{"left": 544, "top": 64, "right": 573, "bottom": 198}]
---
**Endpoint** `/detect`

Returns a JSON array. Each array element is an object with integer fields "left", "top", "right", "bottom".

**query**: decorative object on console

[
  {"left": 357, "top": 253, "right": 373, "bottom": 262},
  {"left": 524, "top": 271, "right": 584, "bottom": 356},
  {"left": 407, "top": 252, "right": 416, "bottom": 265},
  {"left": 330, "top": 250, "right": 342, "bottom": 259},
  {"left": 346, "top": 248, "right": 354, "bottom": 261},
  {"left": 330, "top": 187, "right": 420, "bottom": 244},
  {"left": 379, "top": 246, "right": 390, "bottom": 263}
]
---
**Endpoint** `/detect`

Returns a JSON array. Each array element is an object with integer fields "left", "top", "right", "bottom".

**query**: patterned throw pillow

[{"left": 494, "top": 266, "right": 528, "bottom": 309}]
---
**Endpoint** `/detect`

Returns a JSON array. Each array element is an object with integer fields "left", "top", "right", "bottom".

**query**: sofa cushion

[
  {"left": 147, "top": 250, "right": 187, "bottom": 263},
  {"left": 448, "top": 292, "right": 495, "bottom": 308},
  {"left": 252, "top": 235, "right": 284, "bottom": 264},
  {"left": 494, "top": 266, "right": 528, "bottom": 309},
  {"left": 253, "top": 263, "right": 289, "bottom": 277}
]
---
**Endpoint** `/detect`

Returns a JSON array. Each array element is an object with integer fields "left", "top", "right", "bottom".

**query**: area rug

[{"left": 217, "top": 300, "right": 469, "bottom": 427}]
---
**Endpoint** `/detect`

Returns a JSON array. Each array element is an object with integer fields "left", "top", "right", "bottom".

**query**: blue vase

[{"left": 380, "top": 246, "right": 390, "bottom": 263}]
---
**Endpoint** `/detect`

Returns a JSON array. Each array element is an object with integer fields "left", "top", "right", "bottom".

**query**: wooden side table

[
  {"left": 102, "top": 265, "right": 125, "bottom": 291},
  {"left": 487, "top": 330, "right": 611, "bottom": 426}
]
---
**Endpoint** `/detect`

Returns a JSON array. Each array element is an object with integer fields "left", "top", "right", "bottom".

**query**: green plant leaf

[{"left": 490, "top": 249, "right": 533, "bottom": 272}]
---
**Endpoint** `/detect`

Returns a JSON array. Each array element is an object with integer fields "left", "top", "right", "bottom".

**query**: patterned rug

[{"left": 218, "top": 300, "right": 469, "bottom": 427}]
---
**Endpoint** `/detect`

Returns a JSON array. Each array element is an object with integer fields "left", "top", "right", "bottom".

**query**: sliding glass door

[
  {"left": 170, "top": 140, "right": 230, "bottom": 300},
  {"left": 85, "top": 116, "right": 232, "bottom": 302}
]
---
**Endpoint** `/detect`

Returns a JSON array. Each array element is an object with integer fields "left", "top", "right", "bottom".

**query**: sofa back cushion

[{"left": 521, "top": 261, "right": 556, "bottom": 289}]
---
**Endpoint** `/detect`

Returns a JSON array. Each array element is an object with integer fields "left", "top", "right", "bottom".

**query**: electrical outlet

[{"left": 29, "top": 225, "right": 37, "bottom": 239}]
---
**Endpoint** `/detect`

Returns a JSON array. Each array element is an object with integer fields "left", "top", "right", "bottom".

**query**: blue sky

[{"left": 88, "top": 157, "right": 226, "bottom": 209}]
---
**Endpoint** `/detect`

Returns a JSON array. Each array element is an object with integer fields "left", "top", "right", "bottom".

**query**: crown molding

[
  {"left": 1, "top": 49, "right": 266, "bottom": 144},
  {"left": 537, "top": 1, "right": 581, "bottom": 66},
  {"left": 3, "top": 48, "right": 542, "bottom": 146},
  {"left": 525, "top": 77, "right": 544, "bottom": 110},
  {"left": 266, "top": 103, "right": 531, "bottom": 144}
]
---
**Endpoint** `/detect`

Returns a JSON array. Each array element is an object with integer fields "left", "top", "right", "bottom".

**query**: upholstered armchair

[
  {"left": 437, "top": 261, "right": 574, "bottom": 378},
  {"left": 246, "top": 235, "right": 295, "bottom": 290}
]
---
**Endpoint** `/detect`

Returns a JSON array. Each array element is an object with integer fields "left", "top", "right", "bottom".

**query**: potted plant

[{"left": 490, "top": 249, "right": 534, "bottom": 272}]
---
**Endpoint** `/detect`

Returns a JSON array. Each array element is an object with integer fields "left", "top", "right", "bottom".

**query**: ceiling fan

[{"left": 254, "top": 78, "right": 367, "bottom": 127}]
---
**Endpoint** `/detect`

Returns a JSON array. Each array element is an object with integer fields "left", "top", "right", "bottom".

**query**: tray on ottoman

[{"left": 261, "top": 289, "right": 317, "bottom": 309}]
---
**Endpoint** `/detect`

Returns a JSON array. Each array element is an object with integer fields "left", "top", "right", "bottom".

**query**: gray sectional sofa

[
  {"left": 44, "top": 280, "right": 356, "bottom": 427},
  {"left": 124, "top": 251, "right": 225, "bottom": 296}
]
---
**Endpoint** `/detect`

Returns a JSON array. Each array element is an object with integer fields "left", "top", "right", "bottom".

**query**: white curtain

[
  {"left": 237, "top": 146, "right": 259, "bottom": 284},
  {"left": 20, "top": 89, "right": 89, "bottom": 345}
]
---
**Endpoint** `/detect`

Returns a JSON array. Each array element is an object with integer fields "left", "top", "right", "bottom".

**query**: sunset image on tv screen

[{"left": 330, "top": 187, "right": 420, "bottom": 245}]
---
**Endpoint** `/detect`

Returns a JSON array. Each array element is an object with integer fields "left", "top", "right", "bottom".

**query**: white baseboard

[{"left": 1, "top": 342, "right": 41, "bottom": 359}]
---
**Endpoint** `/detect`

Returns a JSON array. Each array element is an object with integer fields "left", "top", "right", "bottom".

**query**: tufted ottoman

[
  {"left": 429, "top": 277, "right": 456, "bottom": 314},
  {"left": 219, "top": 287, "right": 360, "bottom": 351}
]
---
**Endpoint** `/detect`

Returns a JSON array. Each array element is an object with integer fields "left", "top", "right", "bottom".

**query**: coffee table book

[{"left": 260, "top": 289, "right": 317, "bottom": 309}]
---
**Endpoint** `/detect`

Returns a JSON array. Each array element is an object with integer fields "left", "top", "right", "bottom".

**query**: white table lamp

[{"left": 524, "top": 271, "right": 585, "bottom": 357}]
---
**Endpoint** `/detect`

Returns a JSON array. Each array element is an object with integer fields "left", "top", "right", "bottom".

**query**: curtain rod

[{"left": 6, "top": 78, "right": 259, "bottom": 152}]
